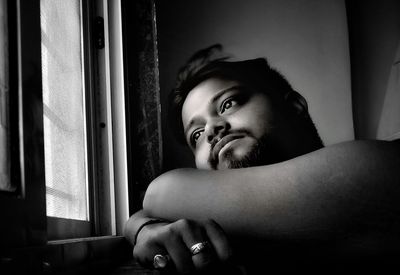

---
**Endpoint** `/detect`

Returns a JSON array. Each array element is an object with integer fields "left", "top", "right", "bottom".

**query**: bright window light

[{"left": 40, "top": 0, "right": 89, "bottom": 221}]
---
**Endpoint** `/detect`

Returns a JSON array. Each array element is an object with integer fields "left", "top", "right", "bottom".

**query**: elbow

[
  {"left": 143, "top": 168, "right": 196, "bottom": 216},
  {"left": 142, "top": 181, "right": 156, "bottom": 214},
  {"left": 142, "top": 177, "right": 158, "bottom": 215},
  {"left": 142, "top": 172, "right": 169, "bottom": 213},
  {"left": 142, "top": 172, "right": 165, "bottom": 212},
  {"left": 143, "top": 170, "right": 180, "bottom": 216}
]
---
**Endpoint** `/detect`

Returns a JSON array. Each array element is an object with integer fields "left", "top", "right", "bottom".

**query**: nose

[{"left": 205, "top": 117, "right": 229, "bottom": 144}]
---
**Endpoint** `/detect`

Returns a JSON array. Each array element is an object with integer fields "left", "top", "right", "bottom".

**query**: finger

[
  {"left": 203, "top": 219, "right": 233, "bottom": 262},
  {"left": 162, "top": 230, "right": 195, "bottom": 274},
  {"left": 132, "top": 222, "right": 169, "bottom": 268},
  {"left": 133, "top": 242, "right": 168, "bottom": 269},
  {"left": 173, "top": 219, "right": 216, "bottom": 271}
]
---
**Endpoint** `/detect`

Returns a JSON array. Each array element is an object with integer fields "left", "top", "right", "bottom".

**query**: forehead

[{"left": 181, "top": 78, "right": 240, "bottom": 126}]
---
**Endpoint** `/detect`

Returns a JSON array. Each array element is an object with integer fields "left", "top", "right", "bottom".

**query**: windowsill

[
  {"left": 0, "top": 235, "right": 150, "bottom": 274},
  {"left": 47, "top": 235, "right": 118, "bottom": 245}
]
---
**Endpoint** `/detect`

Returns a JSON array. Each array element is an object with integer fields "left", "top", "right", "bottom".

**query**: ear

[{"left": 284, "top": 91, "right": 309, "bottom": 117}]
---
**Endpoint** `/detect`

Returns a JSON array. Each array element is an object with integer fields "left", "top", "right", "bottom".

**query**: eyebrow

[{"left": 183, "top": 85, "right": 243, "bottom": 137}]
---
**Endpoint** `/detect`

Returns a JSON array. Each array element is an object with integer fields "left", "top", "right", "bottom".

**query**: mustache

[
  {"left": 209, "top": 129, "right": 251, "bottom": 150},
  {"left": 208, "top": 129, "right": 252, "bottom": 169}
]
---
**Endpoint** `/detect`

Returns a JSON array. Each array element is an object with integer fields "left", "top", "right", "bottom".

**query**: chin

[{"left": 218, "top": 145, "right": 258, "bottom": 170}]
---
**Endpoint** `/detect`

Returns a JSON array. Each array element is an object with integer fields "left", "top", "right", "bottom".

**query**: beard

[{"left": 208, "top": 132, "right": 285, "bottom": 170}]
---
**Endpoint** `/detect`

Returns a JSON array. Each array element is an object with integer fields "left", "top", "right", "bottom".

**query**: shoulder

[{"left": 316, "top": 139, "right": 400, "bottom": 156}]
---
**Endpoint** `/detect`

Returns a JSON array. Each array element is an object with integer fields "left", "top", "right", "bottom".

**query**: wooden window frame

[
  {"left": 44, "top": 0, "right": 94, "bottom": 240},
  {"left": 0, "top": 0, "right": 47, "bottom": 248},
  {"left": 0, "top": 0, "right": 161, "bottom": 273}
]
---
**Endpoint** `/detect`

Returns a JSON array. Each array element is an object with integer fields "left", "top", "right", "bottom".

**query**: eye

[
  {"left": 220, "top": 97, "right": 238, "bottom": 114},
  {"left": 190, "top": 129, "right": 204, "bottom": 145}
]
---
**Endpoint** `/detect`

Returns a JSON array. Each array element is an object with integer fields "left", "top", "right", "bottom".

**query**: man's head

[{"left": 169, "top": 44, "right": 323, "bottom": 170}]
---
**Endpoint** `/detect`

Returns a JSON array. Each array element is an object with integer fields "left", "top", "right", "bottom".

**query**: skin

[
  {"left": 125, "top": 210, "right": 234, "bottom": 274},
  {"left": 125, "top": 78, "right": 400, "bottom": 273},
  {"left": 181, "top": 78, "right": 276, "bottom": 170},
  {"left": 145, "top": 140, "right": 400, "bottom": 239},
  {"left": 182, "top": 77, "right": 313, "bottom": 170}
]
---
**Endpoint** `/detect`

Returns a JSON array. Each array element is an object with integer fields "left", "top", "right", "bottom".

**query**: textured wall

[{"left": 123, "top": 0, "right": 162, "bottom": 209}]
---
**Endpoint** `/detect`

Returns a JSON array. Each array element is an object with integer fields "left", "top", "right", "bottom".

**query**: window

[
  {"left": 39, "top": 0, "right": 132, "bottom": 240},
  {"left": 41, "top": 0, "right": 89, "bottom": 222},
  {"left": 0, "top": 0, "right": 161, "bottom": 272},
  {"left": 0, "top": 0, "right": 130, "bottom": 247}
]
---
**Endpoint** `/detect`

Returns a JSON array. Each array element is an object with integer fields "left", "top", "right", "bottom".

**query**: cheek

[
  {"left": 230, "top": 107, "right": 271, "bottom": 138},
  {"left": 241, "top": 96, "right": 273, "bottom": 137},
  {"left": 252, "top": 109, "right": 272, "bottom": 136}
]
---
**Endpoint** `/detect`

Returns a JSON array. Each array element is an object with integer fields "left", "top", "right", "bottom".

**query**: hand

[{"left": 133, "top": 218, "right": 233, "bottom": 274}]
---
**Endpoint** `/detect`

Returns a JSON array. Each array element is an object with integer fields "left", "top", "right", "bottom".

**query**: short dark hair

[{"left": 168, "top": 44, "right": 322, "bottom": 147}]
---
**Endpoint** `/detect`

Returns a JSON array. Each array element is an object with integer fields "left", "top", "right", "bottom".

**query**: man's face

[{"left": 182, "top": 77, "right": 280, "bottom": 170}]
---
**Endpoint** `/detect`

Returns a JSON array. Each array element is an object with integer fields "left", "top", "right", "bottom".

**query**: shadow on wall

[
  {"left": 377, "top": 41, "right": 400, "bottom": 140},
  {"left": 347, "top": 0, "right": 400, "bottom": 141}
]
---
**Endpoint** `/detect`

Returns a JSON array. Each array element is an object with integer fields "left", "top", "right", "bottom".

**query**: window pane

[
  {"left": 0, "top": 0, "right": 13, "bottom": 192},
  {"left": 40, "top": 0, "right": 88, "bottom": 221}
]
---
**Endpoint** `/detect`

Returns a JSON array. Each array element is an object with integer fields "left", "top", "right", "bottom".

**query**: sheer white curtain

[
  {"left": 41, "top": 0, "right": 88, "bottom": 220},
  {"left": 0, "top": 0, "right": 12, "bottom": 192}
]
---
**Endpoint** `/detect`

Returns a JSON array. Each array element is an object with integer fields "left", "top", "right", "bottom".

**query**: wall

[
  {"left": 156, "top": 0, "right": 354, "bottom": 170},
  {"left": 347, "top": 0, "right": 400, "bottom": 140}
]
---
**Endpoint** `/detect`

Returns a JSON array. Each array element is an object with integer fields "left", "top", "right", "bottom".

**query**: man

[{"left": 124, "top": 44, "right": 400, "bottom": 274}]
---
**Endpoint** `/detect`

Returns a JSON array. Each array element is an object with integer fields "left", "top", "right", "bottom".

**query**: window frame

[
  {"left": 43, "top": 0, "right": 93, "bottom": 240},
  {"left": 0, "top": 0, "right": 160, "bottom": 272},
  {"left": 0, "top": 0, "right": 130, "bottom": 245},
  {"left": 43, "top": 0, "right": 130, "bottom": 240},
  {"left": 0, "top": 0, "right": 47, "bottom": 248}
]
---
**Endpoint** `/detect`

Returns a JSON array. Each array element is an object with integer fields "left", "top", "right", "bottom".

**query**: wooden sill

[{"left": 0, "top": 235, "right": 155, "bottom": 274}]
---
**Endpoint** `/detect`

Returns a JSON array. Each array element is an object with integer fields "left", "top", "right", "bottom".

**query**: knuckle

[
  {"left": 205, "top": 218, "right": 224, "bottom": 232},
  {"left": 174, "top": 218, "right": 195, "bottom": 231},
  {"left": 161, "top": 223, "right": 177, "bottom": 238},
  {"left": 157, "top": 224, "right": 182, "bottom": 246}
]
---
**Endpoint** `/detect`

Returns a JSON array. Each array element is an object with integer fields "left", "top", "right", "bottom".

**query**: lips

[{"left": 211, "top": 134, "right": 244, "bottom": 162}]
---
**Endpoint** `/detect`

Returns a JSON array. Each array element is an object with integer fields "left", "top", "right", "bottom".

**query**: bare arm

[
  {"left": 124, "top": 209, "right": 156, "bottom": 246},
  {"left": 143, "top": 140, "right": 400, "bottom": 242},
  {"left": 124, "top": 209, "right": 236, "bottom": 273}
]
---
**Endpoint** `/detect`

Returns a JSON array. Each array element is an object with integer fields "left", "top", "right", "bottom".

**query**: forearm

[{"left": 143, "top": 140, "right": 400, "bottom": 240}]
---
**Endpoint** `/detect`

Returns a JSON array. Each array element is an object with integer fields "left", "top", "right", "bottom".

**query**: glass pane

[
  {"left": 0, "top": 0, "right": 13, "bottom": 192},
  {"left": 40, "top": 0, "right": 88, "bottom": 221}
]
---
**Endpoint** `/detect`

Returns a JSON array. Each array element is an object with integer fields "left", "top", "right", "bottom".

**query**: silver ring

[
  {"left": 190, "top": 241, "right": 210, "bottom": 256},
  {"left": 153, "top": 254, "right": 170, "bottom": 269}
]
